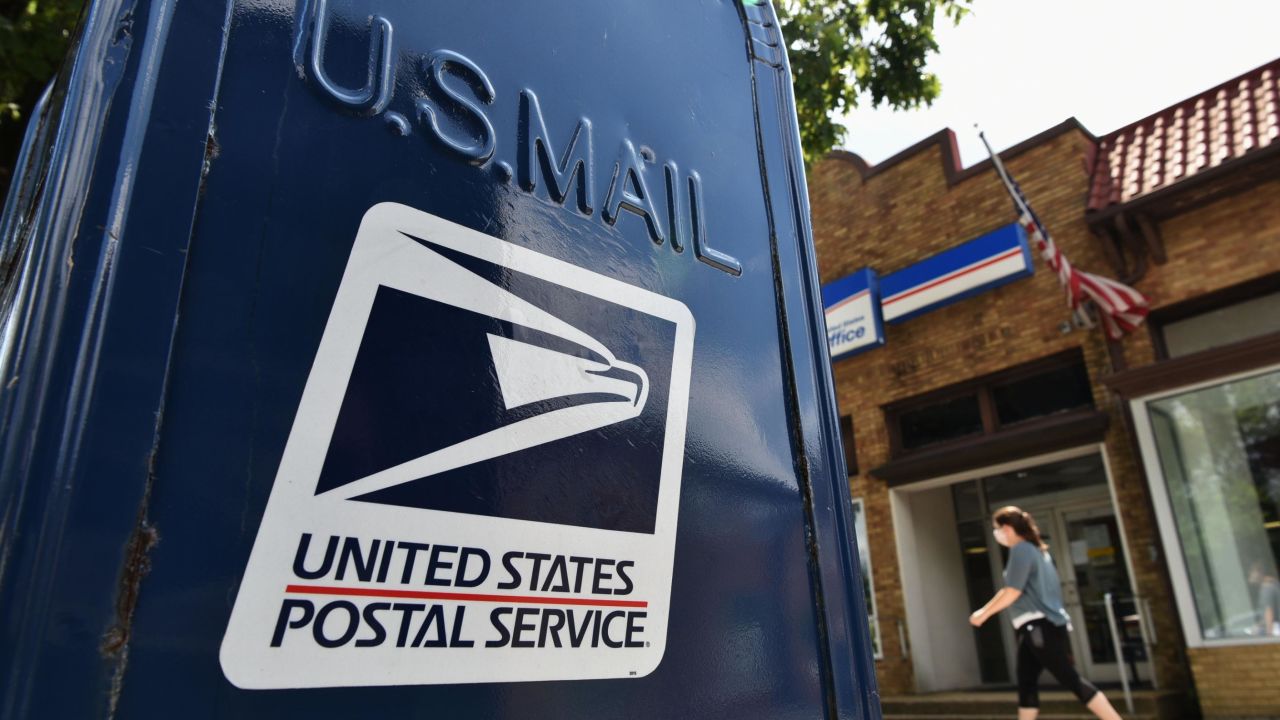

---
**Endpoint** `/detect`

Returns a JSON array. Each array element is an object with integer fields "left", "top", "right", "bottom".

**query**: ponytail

[{"left": 992, "top": 505, "right": 1048, "bottom": 551}]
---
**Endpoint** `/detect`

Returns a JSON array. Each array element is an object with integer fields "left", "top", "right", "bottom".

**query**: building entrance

[
  {"left": 1024, "top": 501, "right": 1148, "bottom": 684},
  {"left": 893, "top": 448, "right": 1151, "bottom": 693}
]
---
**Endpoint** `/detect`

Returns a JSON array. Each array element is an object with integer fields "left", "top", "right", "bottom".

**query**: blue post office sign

[
  {"left": 822, "top": 268, "right": 885, "bottom": 361},
  {"left": 881, "top": 222, "right": 1033, "bottom": 324}
]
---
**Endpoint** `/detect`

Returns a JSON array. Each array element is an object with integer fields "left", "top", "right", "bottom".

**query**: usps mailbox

[{"left": 0, "top": 0, "right": 879, "bottom": 717}]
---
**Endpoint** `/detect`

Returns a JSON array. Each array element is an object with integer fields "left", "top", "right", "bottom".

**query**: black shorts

[{"left": 1015, "top": 619, "right": 1099, "bottom": 709}]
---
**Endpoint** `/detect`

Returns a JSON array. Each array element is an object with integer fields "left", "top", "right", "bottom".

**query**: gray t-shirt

[{"left": 1004, "top": 541, "right": 1071, "bottom": 628}]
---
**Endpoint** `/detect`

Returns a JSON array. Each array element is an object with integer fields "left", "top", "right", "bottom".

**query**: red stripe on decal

[
  {"left": 883, "top": 248, "right": 1023, "bottom": 307},
  {"left": 826, "top": 288, "right": 869, "bottom": 312},
  {"left": 284, "top": 584, "right": 649, "bottom": 608}
]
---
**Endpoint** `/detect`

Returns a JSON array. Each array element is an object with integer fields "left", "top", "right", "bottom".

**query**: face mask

[{"left": 992, "top": 529, "right": 1003, "bottom": 543}]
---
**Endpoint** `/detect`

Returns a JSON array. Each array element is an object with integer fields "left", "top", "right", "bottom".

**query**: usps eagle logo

[{"left": 313, "top": 226, "right": 668, "bottom": 533}]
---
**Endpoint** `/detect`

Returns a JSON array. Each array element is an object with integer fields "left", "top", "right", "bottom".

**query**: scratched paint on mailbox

[{"left": 220, "top": 203, "right": 695, "bottom": 688}]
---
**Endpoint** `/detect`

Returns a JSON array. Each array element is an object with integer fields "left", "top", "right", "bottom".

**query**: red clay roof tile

[{"left": 1087, "top": 57, "right": 1280, "bottom": 212}]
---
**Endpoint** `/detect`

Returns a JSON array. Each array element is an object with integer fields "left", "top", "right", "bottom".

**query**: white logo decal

[{"left": 221, "top": 203, "right": 694, "bottom": 688}]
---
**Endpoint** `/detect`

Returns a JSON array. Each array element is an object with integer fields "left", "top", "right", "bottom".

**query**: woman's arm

[{"left": 970, "top": 587, "right": 1022, "bottom": 627}]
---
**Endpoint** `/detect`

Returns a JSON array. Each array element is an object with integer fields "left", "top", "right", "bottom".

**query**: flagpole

[
  {"left": 976, "top": 125, "right": 1098, "bottom": 330},
  {"left": 976, "top": 126, "right": 1034, "bottom": 221}
]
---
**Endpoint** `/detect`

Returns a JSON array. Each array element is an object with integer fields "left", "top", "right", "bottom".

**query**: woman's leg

[
  {"left": 1015, "top": 625, "right": 1043, "bottom": 718},
  {"left": 1032, "top": 623, "right": 1119, "bottom": 719},
  {"left": 1085, "top": 692, "right": 1123, "bottom": 720}
]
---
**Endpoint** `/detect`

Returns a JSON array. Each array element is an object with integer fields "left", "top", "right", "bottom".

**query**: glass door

[{"left": 1056, "top": 504, "right": 1151, "bottom": 684}]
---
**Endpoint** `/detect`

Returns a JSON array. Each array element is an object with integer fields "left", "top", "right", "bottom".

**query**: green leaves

[
  {"left": 775, "top": 0, "right": 970, "bottom": 164},
  {"left": 0, "top": 0, "right": 82, "bottom": 125}
]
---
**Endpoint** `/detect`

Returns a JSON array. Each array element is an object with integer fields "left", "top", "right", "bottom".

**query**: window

[
  {"left": 1162, "top": 291, "right": 1280, "bottom": 358},
  {"left": 839, "top": 414, "right": 859, "bottom": 476},
  {"left": 982, "top": 453, "right": 1107, "bottom": 506},
  {"left": 898, "top": 394, "right": 983, "bottom": 451},
  {"left": 850, "top": 498, "right": 882, "bottom": 658},
  {"left": 1135, "top": 366, "right": 1280, "bottom": 645},
  {"left": 1153, "top": 274, "right": 1280, "bottom": 359},
  {"left": 991, "top": 361, "right": 1093, "bottom": 427},
  {"left": 886, "top": 350, "right": 1094, "bottom": 456}
]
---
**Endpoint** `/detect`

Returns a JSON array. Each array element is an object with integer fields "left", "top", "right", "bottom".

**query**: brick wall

[
  {"left": 1118, "top": 176, "right": 1280, "bottom": 369},
  {"left": 1118, "top": 178, "right": 1280, "bottom": 718},
  {"left": 809, "top": 131, "right": 1280, "bottom": 707},
  {"left": 1188, "top": 645, "right": 1280, "bottom": 718},
  {"left": 812, "top": 131, "right": 1280, "bottom": 712}
]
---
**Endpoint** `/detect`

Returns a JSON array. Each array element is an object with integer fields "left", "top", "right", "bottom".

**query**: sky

[{"left": 837, "top": 0, "right": 1280, "bottom": 168}]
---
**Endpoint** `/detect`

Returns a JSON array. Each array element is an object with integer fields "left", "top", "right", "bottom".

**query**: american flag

[{"left": 980, "top": 132, "right": 1150, "bottom": 341}]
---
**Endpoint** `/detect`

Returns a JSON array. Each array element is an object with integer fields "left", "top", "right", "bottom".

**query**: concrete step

[
  {"left": 884, "top": 715, "right": 1157, "bottom": 720},
  {"left": 880, "top": 689, "right": 1183, "bottom": 719}
]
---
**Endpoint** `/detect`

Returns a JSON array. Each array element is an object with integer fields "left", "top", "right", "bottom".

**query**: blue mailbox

[{"left": 0, "top": 1, "right": 879, "bottom": 717}]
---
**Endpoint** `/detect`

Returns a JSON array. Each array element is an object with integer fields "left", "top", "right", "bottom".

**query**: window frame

[
  {"left": 1129, "top": 362, "right": 1280, "bottom": 648},
  {"left": 1149, "top": 272, "right": 1280, "bottom": 361},
  {"left": 839, "top": 414, "right": 859, "bottom": 477},
  {"left": 850, "top": 497, "right": 883, "bottom": 659},
  {"left": 884, "top": 349, "right": 1093, "bottom": 457}
]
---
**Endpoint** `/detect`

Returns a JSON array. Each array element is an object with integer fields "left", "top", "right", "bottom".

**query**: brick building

[{"left": 810, "top": 59, "right": 1280, "bottom": 718}]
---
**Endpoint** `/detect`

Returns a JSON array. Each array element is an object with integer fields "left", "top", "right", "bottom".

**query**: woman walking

[{"left": 969, "top": 506, "right": 1123, "bottom": 720}]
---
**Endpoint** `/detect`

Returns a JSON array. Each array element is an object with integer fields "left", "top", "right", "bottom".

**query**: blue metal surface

[{"left": 0, "top": 1, "right": 880, "bottom": 717}]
